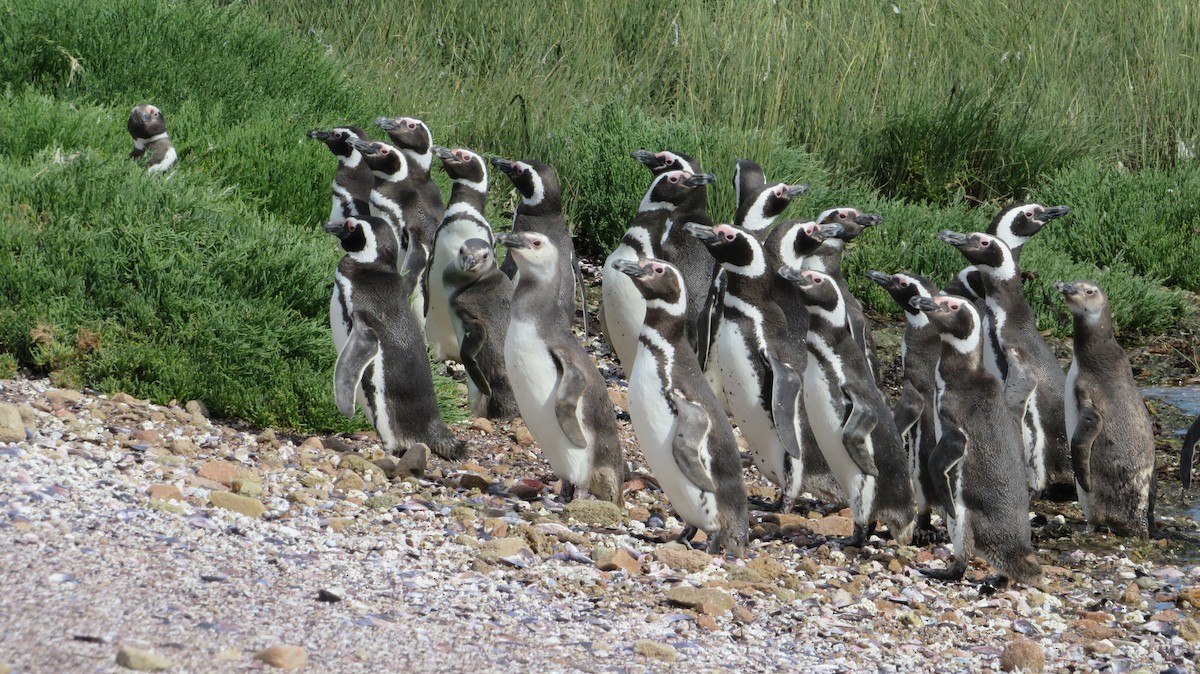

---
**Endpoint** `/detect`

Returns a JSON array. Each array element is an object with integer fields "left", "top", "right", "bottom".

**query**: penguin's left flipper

[
  {"left": 696, "top": 270, "right": 725, "bottom": 370},
  {"left": 892, "top": 387, "right": 924, "bottom": 445},
  {"left": 840, "top": 385, "right": 880, "bottom": 477},
  {"left": 765, "top": 352, "right": 803, "bottom": 460},
  {"left": 550, "top": 350, "right": 589, "bottom": 448},
  {"left": 1002, "top": 347, "right": 1036, "bottom": 420},
  {"left": 1070, "top": 404, "right": 1103, "bottom": 494},
  {"left": 333, "top": 324, "right": 381, "bottom": 418},
  {"left": 571, "top": 252, "right": 590, "bottom": 336},
  {"left": 667, "top": 388, "right": 717, "bottom": 493},
  {"left": 929, "top": 427, "right": 967, "bottom": 516},
  {"left": 458, "top": 314, "right": 493, "bottom": 400}
]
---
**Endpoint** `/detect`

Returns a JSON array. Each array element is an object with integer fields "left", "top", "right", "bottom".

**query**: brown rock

[
  {"left": 334, "top": 470, "right": 367, "bottom": 492},
  {"left": 0, "top": 404, "right": 25, "bottom": 443},
  {"left": 185, "top": 399, "right": 209, "bottom": 420},
  {"left": 732, "top": 605, "right": 755, "bottom": 623},
  {"left": 665, "top": 586, "right": 734, "bottom": 614},
  {"left": 393, "top": 443, "right": 428, "bottom": 478},
  {"left": 607, "top": 389, "right": 628, "bottom": 409},
  {"left": 628, "top": 506, "right": 651, "bottom": 523},
  {"left": 169, "top": 437, "right": 196, "bottom": 456},
  {"left": 513, "top": 425, "right": 535, "bottom": 446},
  {"left": 805, "top": 514, "right": 855, "bottom": 538},
  {"left": 1150, "top": 609, "right": 1181, "bottom": 622},
  {"left": 197, "top": 459, "right": 240, "bottom": 486},
  {"left": 1120, "top": 584, "right": 1143, "bottom": 605},
  {"left": 300, "top": 436, "right": 324, "bottom": 450},
  {"left": 45, "top": 389, "right": 82, "bottom": 408},
  {"left": 1068, "top": 619, "right": 1116, "bottom": 641},
  {"left": 209, "top": 492, "right": 267, "bottom": 519},
  {"left": 1180, "top": 587, "right": 1200, "bottom": 609},
  {"left": 1081, "top": 611, "right": 1114, "bottom": 622},
  {"left": 477, "top": 537, "right": 531, "bottom": 562},
  {"left": 253, "top": 645, "right": 307, "bottom": 670},
  {"left": 1084, "top": 640, "right": 1117, "bottom": 655},
  {"left": 469, "top": 417, "right": 494, "bottom": 433},
  {"left": 131, "top": 429, "right": 161, "bottom": 445},
  {"left": 746, "top": 555, "right": 787, "bottom": 582},
  {"left": 696, "top": 614, "right": 719, "bottom": 631},
  {"left": 798, "top": 557, "right": 820, "bottom": 576},
  {"left": 1178, "top": 617, "right": 1200, "bottom": 644},
  {"left": 509, "top": 478, "right": 545, "bottom": 500},
  {"left": 115, "top": 645, "right": 171, "bottom": 671},
  {"left": 257, "top": 429, "right": 280, "bottom": 448},
  {"left": 326, "top": 518, "right": 352, "bottom": 533},
  {"left": 999, "top": 639, "right": 1044, "bottom": 673},
  {"left": 146, "top": 484, "right": 183, "bottom": 501},
  {"left": 457, "top": 471, "right": 491, "bottom": 491},
  {"left": 632, "top": 639, "right": 677, "bottom": 662},
  {"left": 597, "top": 549, "right": 641, "bottom": 575},
  {"left": 652, "top": 547, "right": 712, "bottom": 574}
]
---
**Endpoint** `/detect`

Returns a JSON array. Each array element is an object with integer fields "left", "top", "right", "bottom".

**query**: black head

[
  {"left": 909, "top": 294, "right": 981, "bottom": 346},
  {"left": 817, "top": 207, "right": 883, "bottom": 241},
  {"left": 684, "top": 223, "right": 760, "bottom": 270},
  {"left": 733, "top": 158, "right": 767, "bottom": 213},
  {"left": 613, "top": 257, "right": 687, "bottom": 309},
  {"left": 991, "top": 202, "right": 1072, "bottom": 249},
  {"left": 735, "top": 181, "right": 808, "bottom": 232},
  {"left": 491, "top": 157, "right": 562, "bottom": 212},
  {"left": 128, "top": 104, "right": 167, "bottom": 139},
  {"left": 631, "top": 149, "right": 698, "bottom": 176},
  {"left": 866, "top": 271, "right": 939, "bottom": 315},
  {"left": 938, "top": 230, "right": 1012, "bottom": 270},
  {"left": 768, "top": 220, "right": 843, "bottom": 269},
  {"left": 375, "top": 116, "right": 433, "bottom": 154},
  {"left": 647, "top": 170, "right": 716, "bottom": 206},
  {"left": 350, "top": 138, "right": 405, "bottom": 176},
  {"left": 779, "top": 267, "right": 842, "bottom": 313},
  {"left": 307, "top": 126, "right": 367, "bottom": 157},
  {"left": 324, "top": 215, "right": 398, "bottom": 264},
  {"left": 433, "top": 146, "right": 488, "bottom": 185}
]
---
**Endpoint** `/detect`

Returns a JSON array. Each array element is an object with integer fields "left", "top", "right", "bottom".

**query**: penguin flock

[{"left": 291, "top": 115, "right": 1161, "bottom": 586}]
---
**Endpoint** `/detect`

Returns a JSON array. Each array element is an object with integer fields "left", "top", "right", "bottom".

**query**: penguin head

[
  {"left": 433, "top": 146, "right": 487, "bottom": 186},
  {"left": 326, "top": 216, "right": 398, "bottom": 265},
  {"left": 307, "top": 126, "right": 367, "bottom": 158},
  {"left": 992, "top": 203, "right": 1072, "bottom": 249},
  {"left": 647, "top": 170, "right": 716, "bottom": 206},
  {"left": 779, "top": 267, "right": 844, "bottom": 316},
  {"left": 375, "top": 116, "right": 433, "bottom": 154},
  {"left": 769, "top": 219, "right": 842, "bottom": 268},
  {"left": 817, "top": 207, "right": 883, "bottom": 242},
  {"left": 938, "top": 230, "right": 1013, "bottom": 273},
  {"left": 737, "top": 182, "right": 807, "bottom": 231},
  {"left": 128, "top": 104, "right": 167, "bottom": 139},
  {"left": 909, "top": 294, "right": 982, "bottom": 350},
  {"left": 455, "top": 238, "right": 496, "bottom": 274},
  {"left": 631, "top": 149, "right": 697, "bottom": 176},
  {"left": 614, "top": 258, "right": 686, "bottom": 310},
  {"left": 491, "top": 158, "right": 561, "bottom": 212},
  {"left": 684, "top": 223, "right": 760, "bottom": 271},
  {"left": 1055, "top": 280, "right": 1108, "bottom": 325},
  {"left": 351, "top": 139, "right": 408, "bottom": 179},
  {"left": 496, "top": 231, "right": 558, "bottom": 279},
  {"left": 866, "top": 271, "right": 938, "bottom": 316}
]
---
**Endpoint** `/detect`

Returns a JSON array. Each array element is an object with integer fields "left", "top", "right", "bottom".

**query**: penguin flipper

[
  {"left": 1002, "top": 348, "right": 1036, "bottom": 420},
  {"left": 668, "top": 388, "right": 718, "bottom": 493},
  {"left": 572, "top": 251, "right": 590, "bottom": 336},
  {"left": 1182, "top": 414, "right": 1200, "bottom": 489},
  {"left": 696, "top": 267, "right": 725, "bottom": 369},
  {"left": 929, "top": 427, "right": 967, "bottom": 515},
  {"left": 550, "top": 350, "right": 588, "bottom": 448},
  {"left": 458, "top": 314, "right": 493, "bottom": 400},
  {"left": 1070, "top": 405, "right": 1103, "bottom": 494},
  {"left": 840, "top": 386, "right": 880, "bottom": 477},
  {"left": 766, "top": 353, "right": 803, "bottom": 460},
  {"left": 892, "top": 387, "right": 924, "bottom": 449},
  {"left": 333, "top": 324, "right": 381, "bottom": 418}
]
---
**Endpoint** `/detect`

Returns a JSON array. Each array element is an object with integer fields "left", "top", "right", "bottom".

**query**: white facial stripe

[
  {"left": 370, "top": 191, "right": 405, "bottom": 229},
  {"left": 639, "top": 326, "right": 675, "bottom": 374},
  {"left": 939, "top": 303, "right": 982, "bottom": 355},
  {"left": 776, "top": 223, "right": 810, "bottom": 269},
  {"left": 639, "top": 173, "right": 673, "bottom": 212},
  {"left": 721, "top": 233, "right": 765, "bottom": 277},
  {"left": 339, "top": 150, "right": 362, "bottom": 168},
  {"left": 521, "top": 167, "right": 545, "bottom": 206},
  {"left": 660, "top": 152, "right": 694, "bottom": 174},
  {"left": 348, "top": 222, "right": 379, "bottom": 264},
  {"left": 741, "top": 190, "right": 776, "bottom": 231},
  {"left": 452, "top": 175, "right": 488, "bottom": 193},
  {"left": 975, "top": 236, "right": 1016, "bottom": 280},
  {"left": 994, "top": 205, "right": 1035, "bottom": 249},
  {"left": 646, "top": 291, "right": 686, "bottom": 317},
  {"left": 622, "top": 227, "right": 655, "bottom": 258},
  {"left": 403, "top": 147, "right": 432, "bottom": 172}
]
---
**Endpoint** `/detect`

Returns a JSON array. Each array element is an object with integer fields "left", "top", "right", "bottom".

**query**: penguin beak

[
  {"left": 613, "top": 259, "right": 651, "bottom": 278},
  {"left": 784, "top": 184, "right": 809, "bottom": 198},
  {"left": 631, "top": 149, "right": 663, "bottom": 168},
  {"left": 1036, "top": 205, "right": 1072, "bottom": 223},
  {"left": 1053, "top": 280, "right": 1080, "bottom": 296},
  {"left": 909, "top": 296, "right": 941, "bottom": 313},
  {"left": 137, "top": 110, "right": 152, "bottom": 123},
  {"left": 375, "top": 117, "right": 400, "bottom": 131},
  {"left": 683, "top": 222, "right": 719, "bottom": 243},
  {"left": 495, "top": 232, "right": 528, "bottom": 249},
  {"left": 490, "top": 157, "right": 517, "bottom": 177},
  {"left": 460, "top": 253, "right": 480, "bottom": 270},
  {"left": 777, "top": 266, "right": 810, "bottom": 285},
  {"left": 307, "top": 129, "right": 331, "bottom": 141},
  {"left": 349, "top": 138, "right": 377, "bottom": 155},
  {"left": 324, "top": 220, "right": 349, "bottom": 238},
  {"left": 937, "top": 230, "right": 971, "bottom": 248},
  {"left": 683, "top": 173, "right": 717, "bottom": 188},
  {"left": 854, "top": 213, "right": 884, "bottom": 228},
  {"left": 817, "top": 223, "right": 844, "bottom": 239},
  {"left": 431, "top": 145, "right": 455, "bottom": 160},
  {"left": 865, "top": 270, "right": 895, "bottom": 288}
]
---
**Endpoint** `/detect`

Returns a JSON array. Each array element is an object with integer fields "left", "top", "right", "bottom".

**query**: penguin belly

[
  {"left": 601, "top": 243, "right": 646, "bottom": 375},
  {"left": 717, "top": 323, "right": 796, "bottom": 494},
  {"left": 504, "top": 321, "right": 592, "bottom": 487},
  {"left": 627, "top": 347, "right": 718, "bottom": 531},
  {"left": 803, "top": 356, "right": 874, "bottom": 520},
  {"left": 427, "top": 219, "right": 492, "bottom": 361},
  {"left": 330, "top": 275, "right": 374, "bottom": 426}
]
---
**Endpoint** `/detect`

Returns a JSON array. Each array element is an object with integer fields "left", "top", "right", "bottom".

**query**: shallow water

[
  {"left": 1141, "top": 387, "right": 1200, "bottom": 525},
  {"left": 1142, "top": 386, "right": 1200, "bottom": 432}
]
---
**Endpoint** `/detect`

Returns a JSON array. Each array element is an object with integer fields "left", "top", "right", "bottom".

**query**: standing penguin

[
  {"left": 945, "top": 203, "right": 1072, "bottom": 300},
  {"left": 374, "top": 116, "right": 445, "bottom": 252},
  {"left": 778, "top": 268, "right": 916, "bottom": 546},
  {"left": 909, "top": 294, "right": 1040, "bottom": 584},
  {"left": 424, "top": 145, "right": 492, "bottom": 362},
  {"left": 808, "top": 207, "right": 884, "bottom": 381},
  {"left": 492, "top": 158, "right": 586, "bottom": 335},
  {"left": 127, "top": 104, "right": 177, "bottom": 173},
  {"left": 500, "top": 231, "right": 623, "bottom": 504},
  {"left": 1057, "top": 280, "right": 1156, "bottom": 537},
  {"left": 867, "top": 271, "right": 944, "bottom": 543},
  {"left": 602, "top": 169, "right": 715, "bottom": 375},
  {"left": 325, "top": 215, "right": 465, "bottom": 461},
  {"left": 307, "top": 126, "right": 373, "bottom": 228},
  {"left": 444, "top": 238, "right": 519, "bottom": 420},
  {"left": 616, "top": 257, "right": 748, "bottom": 554},
  {"left": 939, "top": 230, "right": 1071, "bottom": 495}
]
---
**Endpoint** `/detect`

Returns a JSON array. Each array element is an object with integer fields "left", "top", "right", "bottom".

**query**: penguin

[
  {"left": 307, "top": 126, "right": 373, "bottom": 228},
  {"left": 939, "top": 230, "right": 1071, "bottom": 495},
  {"left": 909, "top": 294, "right": 1041, "bottom": 584},
  {"left": 127, "top": 104, "right": 177, "bottom": 173},
  {"left": 492, "top": 157, "right": 587, "bottom": 335},
  {"left": 683, "top": 222, "right": 807, "bottom": 513},
  {"left": 944, "top": 203, "right": 1072, "bottom": 300},
  {"left": 444, "top": 238, "right": 519, "bottom": 420},
  {"left": 424, "top": 145, "right": 492, "bottom": 362},
  {"left": 374, "top": 116, "right": 445, "bottom": 253},
  {"left": 324, "top": 215, "right": 466, "bottom": 461},
  {"left": 615, "top": 257, "right": 748, "bottom": 554},
  {"left": 778, "top": 267, "right": 916, "bottom": 546},
  {"left": 1056, "top": 280, "right": 1156, "bottom": 537},
  {"left": 866, "top": 270, "right": 944, "bottom": 543},
  {"left": 1183, "top": 415, "right": 1200, "bottom": 489},
  {"left": 630, "top": 149, "right": 716, "bottom": 350},
  {"left": 499, "top": 231, "right": 623, "bottom": 503},
  {"left": 602, "top": 169, "right": 715, "bottom": 376}
]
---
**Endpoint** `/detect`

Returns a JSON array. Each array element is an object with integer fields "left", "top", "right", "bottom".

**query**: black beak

[
  {"left": 491, "top": 157, "right": 516, "bottom": 177},
  {"left": 631, "top": 149, "right": 663, "bottom": 168},
  {"left": 324, "top": 219, "right": 350, "bottom": 238},
  {"left": 938, "top": 230, "right": 970, "bottom": 247},
  {"left": 1036, "top": 205, "right": 1072, "bottom": 223},
  {"left": 909, "top": 296, "right": 941, "bottom": 312},
  {"left": 349, "top": 138, "right": 377, "bottom": 155},
  {"left": 854, "top": 213, "right": 884, "bottom": 227},
  {"left": 683, "top": 222, "right": 719, "bottom": 243},
  {"left": 865, "top": 270, "right": 894, "bottom": 288},
  {"left": 495, "top": 232, "right": 527, "bottom": 249},
  {"left": 431, "top": 145, "right": 455, "bottom": 160},
  {"left": 1053, "top": 280, "right": 1079, "bottom": 295},
  {"left": 817, "top": 223, "right": 844, "bottom": 239},
  {"left": 375, "top": 117, "right": 399, "bottom": 131},
  {"left": 785, "top": 184, "right": 809, "bottom": 198},
  {"left": 613, "top": 259, "right": 650, "bottom": 278},
  {"left": 307, "top": 129, "right": 330, "bottom": 141},
  {"left": 683, "top": 173, "right": 716, "bottom": 188},
  {"left": 777, "top": 266, "right": 810, "bottom": 285}
]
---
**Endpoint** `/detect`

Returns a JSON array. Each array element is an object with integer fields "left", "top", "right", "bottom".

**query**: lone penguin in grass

[
  {"left": 493, "top": 157, "right": 587, "bottom": 336},
  {"left": 617, "top": 257, "right": 748, "bottom": 555},
  {"left": 424, "top": 145, "right": 492, "bottom": 362},
  {"left": 127, "top": 104, "right": 177, "bottom": 173},
  {"left": 867, "top": 270, "right": 944, "bottom": 543},
  {"left": 1057, "top": 280, "right": 1156, "bottom": 537},
  {"left": 910, "top": 294, "right": 1040, "bottom": 585},
  {"left": 779, "top": 267, "right": 916, "bottom": 547},
  {"left": 939, "top": 230, "right": 1071, "bottom": 496},
  {"left": 444, "top": 238, "right": 519, "bottom": 420},
  {"left": 500, "top": 231, "right": 623, "bottom": 504},
  {"left": 944, "top": 203, "right": 1071, "bottom": 300},
  {"left": 325, "top": 215, "right": 465, "bottom": 461},
  {"left": 307, "top": 126, "right": 373, "bottom": 228}
]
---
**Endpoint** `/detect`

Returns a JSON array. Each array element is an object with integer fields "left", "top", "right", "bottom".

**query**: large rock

[
  {"left": 563, "top": 499, "right": 625, "bottom": 527},
  {"left": 210, "top": 492, "right": 267, "bottom": 518},
  {"left": 596, "top": 549, "right": 641, "bottom": 575},
  {"left": 652, "top": 547, "right": 712, "bottom": 574},
  {"left": 665, "top": 586, "right": 734, "bottom": 615},
  {"left": 197, "top": 459, "right": 240, "bottom": 486},
  {"left": 115, "top": 645, "right": 171, "bottom": 671},
  {"left": 253, "top": 645, "right": 308, "bottom": 670},
  {"left": 999, "top": 639, "right": 1044, "bottom": 673},
  {"left": 632, "top": 639, "right": 677, "bottom": 662},
  {"left": 0, "top": 403, "right": 24, "bottom": 443},
  {"left": 476, "top": 537, "right": 532, "bottom": 562},
  {"left": 339, "top": 453, "right": 388, "bottom": 484}
]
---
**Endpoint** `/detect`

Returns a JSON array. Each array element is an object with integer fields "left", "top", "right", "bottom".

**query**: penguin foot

[
  {"left": 912, "top": 525, "right": 949, "bottom": 547},
  {"left": 829, "top": 522, "right": 874, "bottom": 550},
  {"left": 560, "top": 481, "right": 577, "bottom": 503},
  {"left": 748, "top": 495, "right": 782, "bottom": 512},
  {"left": 676, "top": 524, "right": 699, "bottom": 546},
  {"left": 919, "top": 559, "right": 968, "bottom": 582},
  {"left": 1038, "top": 481, "right": 1079, "bottom": 502}
]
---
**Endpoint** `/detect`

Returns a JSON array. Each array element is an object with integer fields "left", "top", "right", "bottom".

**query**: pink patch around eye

[
  {"left": 654, "top": 265, "right": 665, "bottom": 273},
  {"left": 949, "top": 303, "right": 960, "bottom": 310}
]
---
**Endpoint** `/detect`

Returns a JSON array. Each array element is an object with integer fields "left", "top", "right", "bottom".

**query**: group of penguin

[{"left": 129, "top": 105, "right": 1158, "bottom": 586}]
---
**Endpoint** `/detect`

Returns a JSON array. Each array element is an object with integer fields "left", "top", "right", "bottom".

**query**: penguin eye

[
  {"left": 532, "top": 239, "right": 542, "bottom": 248},
  {"left": 980, "top": 239, "right": 990, "bottom": 247},
  {"left": 838, "top": 212, "right": 847, "bottom": 219},
  {"left": 949, "top": 302, "right": 960, "bottom": 311},
  {"left": 653, "top": 264, "right": 665, "bottom": 274},
  {"left": 899, "top": 280, "right": 909, "bottom": 288},
  {"left": 379, "top": 146, "right": 389, "bottom": 155},
  {"left": 668, "top": 174, "right": 680, "bottom": 184},
  {"left": 723, "top": 232, "right": 735, "bottom": 242},
  {"left": 333, "top": 131, "right": 344, "bottom": 139},
  {"left": 1085, "top": 288, "right": 1095, "bottom": 295},
  {"left": 813, "top": 276, "right": 823, "bottom": 284},
  {"left": 346, "top": 220, "right": 357, "bottom": 231},
  {"left": 1025, "top": 210, "right": 1035, "bottom": 218}
]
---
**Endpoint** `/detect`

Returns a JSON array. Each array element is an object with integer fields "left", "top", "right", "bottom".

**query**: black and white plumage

[
  {"left": 374, "top": 116, "right": 445, "bottom": 253},
  {"left": 127, "top": 104, "right": 177, "bottom": 173},
  {"left": 325, "top": 215, "right": 465, "bottom": 461},
  {"left": 944, "top": 203, "right": 1071, "bottom": 300},
  {"left": 909, "top": 294, "right": 1039, "bottom": 584},
  {"left": 1057, "top": 280, "right": 1156, "bottom": 537},
  {"left": 307, "top": 126, "right": 373, "bottom": 228},
  {"left": 616, "top": 257, "right": 748, "bottom": 555}
]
